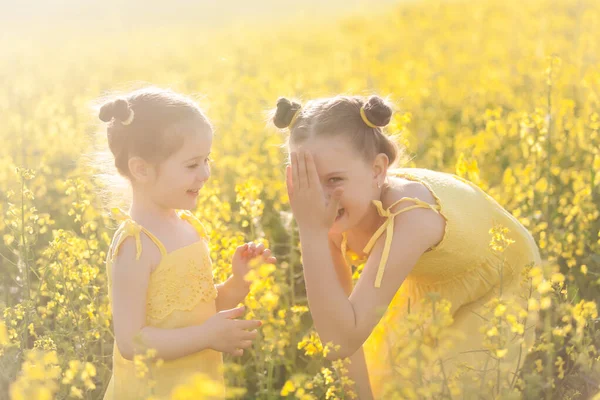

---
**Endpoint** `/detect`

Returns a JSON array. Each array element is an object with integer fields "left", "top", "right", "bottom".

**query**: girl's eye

[
  {"left": 328, "top": 177, "right": 343, "bottom": 184},
  {"left": 187, "top": 157, "right": 211, "bottom": 169}
]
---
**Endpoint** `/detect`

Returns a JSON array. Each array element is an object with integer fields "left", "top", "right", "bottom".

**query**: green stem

[
  {"left": 20, "top": 172, "right": 31, "bottom": 351},
  {"left": 546, "top": 62, "right": 554, "bottom": 239},
  {"left": 496, "top": 358, "right": 501, "bottom": 397},
  {"left": 544, "top": 309, "right": 553, "bottom": 400},
  {"left": 290, "top": 220, "right": 297, "bottom": 306},
  {"left": 479, "top": 349, "right": 491, "bottom": 393},
  {"left": 510, "top": 282, "right": 533, "bottom": 390},
  {"left": 267, "top": 356, "right": 274, "bottom": 399}
]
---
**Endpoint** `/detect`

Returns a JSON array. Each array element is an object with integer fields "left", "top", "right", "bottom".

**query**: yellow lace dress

[
  {"left": 103, "top": 210, "right": 224, "bottom": 400},
  {"left": 341, "top": 168, "right": 541, "bottom": 398}
]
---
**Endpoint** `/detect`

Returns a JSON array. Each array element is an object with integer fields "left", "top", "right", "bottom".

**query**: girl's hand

[
  {"left": 204, "top": 306, "right": 261, "bottom": 356},
  {"left": 231, "top": 242, "right": 277, "bottom": 282},
  {"left": 286, "top": 150, "right": 343, "bottom": 232}
]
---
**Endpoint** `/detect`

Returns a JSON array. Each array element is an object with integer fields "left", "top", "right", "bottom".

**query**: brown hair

[
  {"left": 273, "top": 95, "right": 401, "bottom": 166},
  {"left": 98, "top": 87, "right": 212, "bottom": 179}
]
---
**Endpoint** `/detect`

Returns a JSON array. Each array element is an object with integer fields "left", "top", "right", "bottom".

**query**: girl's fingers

[
  {"left": 261, "top": 249, "right": 277, "bottom": 264},
  {"left": 305, "top": 151, "right": 315, "bottom": 188},
  {"left": 236, "top": 319, "right": 262, "bottom": 330},
  {"left": 238, "top": 340, "right": 253, "bottom": 349},
  {"left": 291, "top": 152, "right": 300, "bottom": 191},
  {"left": 242, "top": 243, "right": 251, "bottom": 258},
  {"left": 297, "top": 150, "right": 307, "bottom": 189},
  {"left": 231, "top": 348, "right": 244, "bottom": 357},
  {"left": 239, "top": 243, "right": 249, "bottom": 257},
  {"left": 240, "top": 242, "right": 250, "bottom": 259},
  {"left": 305, "top": 152, "right": 320, "bottom": 190},
  {"left": 235, "top": 243, "right": 247, "bottom": 253},
  {"left": 248, "top": 242, "right": 257, "bottom": 257},
  {"left": 286, "top": 165, "right": 294, "bottom": 198},
  {"left": 220, "top": 305, "right": 245, "bottom": 319},
  {"left": 255, "top": 243, "right": 265, "bottom": 254},
  {"left": 242, "top": 329, "right": 259, "bottom": 340}
]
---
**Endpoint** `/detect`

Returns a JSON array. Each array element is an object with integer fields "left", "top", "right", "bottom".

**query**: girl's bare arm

[{"left": 328, "top": 235, "right": 374, "bottom": 400}]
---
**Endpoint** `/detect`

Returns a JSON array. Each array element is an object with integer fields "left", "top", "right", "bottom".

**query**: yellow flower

[
  {"left": 535, "top": 359, "right": 544, "bottom": 373},
  {"left": 298, "top": 332, "right": 324, "bottom": 357},
  {"left": 170, "top": 373, "right": 227, "bottom": 399},
  {"left": 10, "top": 350, "right": 61, "bottom": 400},
  {"left": 537, "top": 280, "right": 552, "bottom": 294},
  {"left": 540, "top": 297, "right": 552, "bottom": 310},
  {"left": 555, "top": 357, "right": 565, "bottom": 379},
  {"left": 486, "top": 326, "right": 499, "bottom": 337},
  {"left": 321, "top": 368, "right": 334, "bottom": 385},
  {"left": 280, "top": 380, "right": 295, "bottom": 396},
  {"left": 0, "top": 319, "right": 8, "bottom": 346},
  {"left": 551, "top": 273, "right": 565, "bottom": 284},
  {"left": 494, "top": 303, "right": 507, "bottom": 317},
  {"left": 69, "top": 386, "right": 84, "bottom": 399},
  {"left": 325, "top": 386, "right": 338, "bottom": 399},
  {"left": 528, "top": 298, "right": 540, "bottom": 311},
  {"left": 506, "top": 314, "right": 525, "bottom": 335},
  {"left": 489, "top": 224, "right": 515, "bottom": 252}
]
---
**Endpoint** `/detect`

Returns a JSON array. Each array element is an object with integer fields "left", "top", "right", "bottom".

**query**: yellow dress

[
  {"left": 103, "top": 210, "right": 224, "bottom": 400},
  {"left": 342, "top": 168, "right": 541, "bottom": 398}
]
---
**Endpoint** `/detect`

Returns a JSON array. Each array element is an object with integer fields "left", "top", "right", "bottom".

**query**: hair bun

[
  {"left": 273, "top": 97, "right": 302, "bottom": 129},
  {"left": 363, "top": 96, "right": 392, "bottom": 127},
  {"left": 99, "top": 98, "right": 131, "bottom": 123}
]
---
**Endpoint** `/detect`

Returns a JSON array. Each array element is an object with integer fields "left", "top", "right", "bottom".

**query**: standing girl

[
  {"left": 275, "top": 95, "right": 540, "bottom": 398},
  {"left": 99, "top": 87, "right": 275, "bottom": 399}
]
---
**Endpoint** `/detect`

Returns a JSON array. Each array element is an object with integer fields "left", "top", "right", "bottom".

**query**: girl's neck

[
  {"left": 129, "top": 190, "right": 178, "bottom": 226},
  {"left": 344, "top": 182, "right": 400, "bottom": 254},
  {"left": 345, "top": 202, "right": 385, "bottom": 255}
]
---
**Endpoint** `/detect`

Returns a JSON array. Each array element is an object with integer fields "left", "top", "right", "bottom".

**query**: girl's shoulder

[
  {"left": 107, "top": 209, "right": 162, "bottom": 267},
  {"left": 390, "top": 167, "right": 479, "bottom": 192},
  {"left": 383, "top": 173, "right": 439, "bottom": 212},
  {"left": 380, "top": 173, "right": 446, "bottom": 251}
]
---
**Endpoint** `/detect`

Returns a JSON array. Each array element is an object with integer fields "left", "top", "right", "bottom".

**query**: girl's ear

[
  {"left": 128, "top": 156, "right": 154, "bottom": 183},
  {"left": 373, "top": 153, "right": 389, "bottom": 185}
]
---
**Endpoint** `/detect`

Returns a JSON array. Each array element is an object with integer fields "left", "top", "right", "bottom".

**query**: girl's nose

[{"left": 198, "top": 163, "right": 210, "bottom": 181}]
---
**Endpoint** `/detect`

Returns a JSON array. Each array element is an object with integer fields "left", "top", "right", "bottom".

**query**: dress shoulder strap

[
  {"left": 109, "top": 208, "right": 168, "bottom": 261},
  {"left": 177, "top": 210, "right": 208, "bottom": 239},
  {"left": 363, "top": 198, "right": 441, "bottom": 288}
]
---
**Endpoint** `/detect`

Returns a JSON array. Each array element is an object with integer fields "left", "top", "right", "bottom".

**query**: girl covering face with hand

[{"left": 274, "top": 95, "right": 540, "bottom": 399}]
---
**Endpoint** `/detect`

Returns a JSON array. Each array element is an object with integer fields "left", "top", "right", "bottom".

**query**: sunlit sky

[{"left": 1, "top": 0, "right": 403, "bottom": 31}]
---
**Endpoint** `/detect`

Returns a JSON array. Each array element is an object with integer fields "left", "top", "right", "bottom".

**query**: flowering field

[{"left": 1, "top": 0, "right": 600, "bottom": 398}]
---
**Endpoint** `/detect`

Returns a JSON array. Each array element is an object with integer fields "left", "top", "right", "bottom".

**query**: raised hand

[
  {"left": 286, "top": 150, "right": 343, "bottom": 232},
  {"left": 231, "top": 242, "right": 277, "bottom": 282}
]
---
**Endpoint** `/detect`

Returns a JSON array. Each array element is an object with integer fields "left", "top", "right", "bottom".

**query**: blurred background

[
  {"left": 1, "top": 0, "right": 599, "bottom": 399},
  {"left": 1, "top": 0, "right": 401, "bottom": 27}
]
